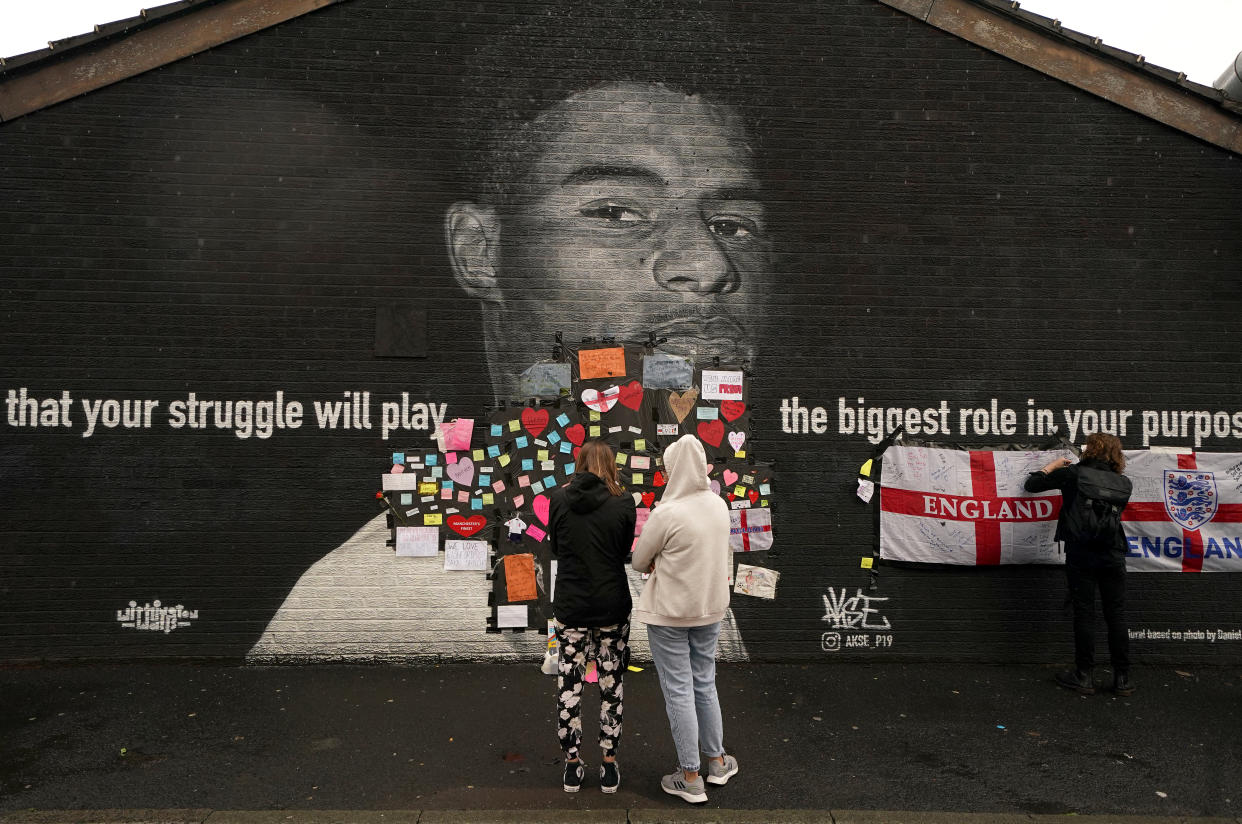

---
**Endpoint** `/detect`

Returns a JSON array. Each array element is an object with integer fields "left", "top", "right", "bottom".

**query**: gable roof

[{"left": 1, "top": 0, "right": 1239, "bottom": 154}]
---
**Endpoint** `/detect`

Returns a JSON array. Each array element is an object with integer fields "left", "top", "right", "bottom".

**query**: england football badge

[{"left": 1163, "top": 470, "right": 1218, "bottom": 531}]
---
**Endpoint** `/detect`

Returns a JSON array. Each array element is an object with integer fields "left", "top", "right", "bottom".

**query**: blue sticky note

[
  {"left": 399, "top": 493, "right": 413, "bottom": 505},
  {"left": 548, "top": 431, "right": 561, "bottom": 445},
  {"left": 431, "top": 466, "right": 443, "bottom": 478},
  {"left": 425, "top": 454, "right": 438, "bottom": 466},
  {"left": 491, "top": 424, "right": 503, "bottom": 437},
  {"left": 487, "top": 444, "right": 501, "bottom": 458},
  {"left": 565, "top": 462, "right": 576, "bottom": 475},
  {"left": 479, "top": 474, "right": 491, "bottom": 486},
  {"left": 556, "top": 413, "right": 571, "bottom": 427},
  {"left": 760, "top": 483, "right": 771, "bottom": 495},
  {"left": 522, "top": 459, "right": 534, "bottom": 471},
  {"left": 392, "top": 452, "right": 405, "bottom": 464},
  {"left": 559, "top": 441, "right": 573, "bottom": 454},
  {"left": 543, "top": 475, "right": 556, "bottom": 488},
  {"left": 443, "top": 480, "right": 454, "bottom": 491},
  {"left": 516, "top": 436, "right": 529, "bottom": 450},
  {"left": 471, "top": 498, "right": 483, "bottom": 511},
  {"left": 697, "top": 406, "right": 719, "bottom": 420}
]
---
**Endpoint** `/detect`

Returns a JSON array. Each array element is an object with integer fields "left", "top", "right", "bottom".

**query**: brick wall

[{"left": 2, "top": 0, "right": 1241, "bottom": 664}]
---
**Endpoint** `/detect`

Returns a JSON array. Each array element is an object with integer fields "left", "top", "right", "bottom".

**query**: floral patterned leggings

[{"left": 556, "top": 621, "right": 630, "bottom": 761}]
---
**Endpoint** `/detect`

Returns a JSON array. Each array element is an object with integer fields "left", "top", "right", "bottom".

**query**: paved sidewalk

[{"left": 2, "top": 663, "right": 1240, "bottom": 820}]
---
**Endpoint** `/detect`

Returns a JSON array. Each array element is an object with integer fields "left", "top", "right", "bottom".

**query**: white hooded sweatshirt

[{"left": 631, "top": 434, "right": 732, "bottom": 627}]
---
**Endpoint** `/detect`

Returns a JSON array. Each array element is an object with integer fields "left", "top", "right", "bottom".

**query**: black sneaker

[
  {"left": 1055, "top": 669, "right": 1095, "bottom": 695},
  {"left": 600, "top": 760, "right": 620, "bottom": 793},
  {"left": 563, "top": 759, "right": 585, "bottom": 793},
  {"left": 1113, "top": 672, "right": 1136, "bottom": 697}
]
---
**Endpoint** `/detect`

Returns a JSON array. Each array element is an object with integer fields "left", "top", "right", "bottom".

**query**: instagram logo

[{"left": 821, "top": 632, "right": 841, "bottom": 652}]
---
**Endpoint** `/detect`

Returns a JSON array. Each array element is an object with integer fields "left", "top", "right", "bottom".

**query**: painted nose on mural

[{"left": 652, "top": 219, "right": 737, "bottom": 295}]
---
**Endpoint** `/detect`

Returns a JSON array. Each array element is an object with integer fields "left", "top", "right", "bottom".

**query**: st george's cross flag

[
  {"left": 879, "top": 445, "right": 1242, "bottom": 571},
  {"left": 879, "top": 446, "right": 1068, "bottom": 566}
]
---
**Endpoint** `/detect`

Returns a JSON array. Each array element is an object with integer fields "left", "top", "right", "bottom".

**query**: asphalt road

[{"left": 2, "top": 662, "right": 1239, "bottom": 818}]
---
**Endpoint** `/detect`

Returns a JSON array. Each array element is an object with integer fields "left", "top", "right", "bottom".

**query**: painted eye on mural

[
  {"left": 706, "top": 214, "right": 762, "bottom": 241},
  {"left": 580, "top": 202, "right": 646, "bottom": 223}
]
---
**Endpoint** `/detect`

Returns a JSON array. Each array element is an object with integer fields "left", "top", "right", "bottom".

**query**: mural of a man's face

[{"left": 447, "top": 81, "right": 771, "bottom": 401}]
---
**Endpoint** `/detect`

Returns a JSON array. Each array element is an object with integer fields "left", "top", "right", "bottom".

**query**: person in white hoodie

[{"left": 631, "top": 434, "right": 740, "bottom": 804}]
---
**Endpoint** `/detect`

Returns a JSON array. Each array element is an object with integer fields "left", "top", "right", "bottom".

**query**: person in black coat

[
  {"left": 1025, "top": 432, "right": 1134, "bottom": 697},
  {"left": 548, "top": 439, "right": 636, "bottom": 794}
]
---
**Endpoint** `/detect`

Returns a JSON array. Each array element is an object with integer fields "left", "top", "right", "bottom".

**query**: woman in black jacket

[
  {"left": 1025, "top": 432, "right": 1134, "bottom": 697},
  {"left": 548, "top": 439, "right": 636, "bottom": 794}
]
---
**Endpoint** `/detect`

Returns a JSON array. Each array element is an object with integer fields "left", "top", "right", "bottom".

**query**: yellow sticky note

[
  {"left": 508, "top": 419, "right": 521, "bottom": 432},
  {"left": 482, "top": 493, "right": 495, "bottom": 505},
  {"left": 761, "top": 499, "right": 769, "bottom": 507},
  {"left": 626, "top": 665, "right": 644, "bottom": 673},
  {"left": 498, "top": 453, "right": 512, "bottom": 467},
  {"left": 615, "top": 452, "right": 628, "bottom": 465},
  {"left": 537, "top": 449, "right": 550, "bottom": 462},
  {"left": 735, "top": 450, "right": 746, "bottom": 459},
  {"left": 860, "top": 556, "right": 874, "bottom": 569},
  {"left": 418, "top": 482, "right": 437, "bottom": 495},
  {"left": 472, "top": 449, "right": 485, "bottom": 461},
  {"left": 589, "top": 410, "right": 601, "bottom": 422},
  {"left": 734, "top": 485, "right": 746, "bottom": 496},
  {"left": 860, "top": 458, "right": 874, "bottom": 478},
  {"left": 634, "top": 439, "right": 646, "bottom": 451},
  {"left": 632, "top": 473, "right": 644, "bottom": 485},
  {"left": 589, "top": 425, "right": 602, "bottom": 437},
  {"left": 423, "top": 513, "right": 443, "bottom": 526}
]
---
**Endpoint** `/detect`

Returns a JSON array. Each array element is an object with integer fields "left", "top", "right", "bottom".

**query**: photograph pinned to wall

[{"left": 734, "top": 563, "right": 780, "bottom": 599}]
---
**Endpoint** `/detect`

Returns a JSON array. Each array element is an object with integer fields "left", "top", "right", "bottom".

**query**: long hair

[
  {"left": 576, "top": 439, "right": 624, "bottom": 496},
  {"left": 1083, "top": 432, "right": 1125, "bottom": 473}
]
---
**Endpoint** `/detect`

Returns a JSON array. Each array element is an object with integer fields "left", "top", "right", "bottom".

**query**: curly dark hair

[{"left": 1083, "top": 432, "right": 1125, "bottom": 473}]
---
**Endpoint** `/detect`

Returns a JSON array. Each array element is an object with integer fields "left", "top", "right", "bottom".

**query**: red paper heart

[
  {"left": 653, "top": 471, "right": 666, "bottom": 488},
  {"left": 697, "top": 419, "right": 725, "bottom": 447},
  {"left": 641, "top": 492, "right": 655, "bottom": 508},
  {"left": 564, "top": 423, "right": 586, "bottom": 446},
  {"left": 748, "top": 488, "right": 759, "bottom": 504},
  {"left": 720, "top": 400, "right": 746, "bottom": 422},
  {"left": 618, "top": 380, "right": 644, "bottom": 411},
  {"left": 573, "top": 446, "right": 581, "bottom": 461},
  {"left": 447, "top": 514, "right": 487, "bottom": 537},
  {"left": 521, "top": 407, "right": 549, "bottom": 437}
]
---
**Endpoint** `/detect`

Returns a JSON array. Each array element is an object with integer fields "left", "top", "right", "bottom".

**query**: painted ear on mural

[{"left": 444, "top": 201, "right": 502, "bottom": 300}]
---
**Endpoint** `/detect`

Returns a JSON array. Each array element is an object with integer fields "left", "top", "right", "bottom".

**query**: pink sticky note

[
  {"left": 526, "top": 524, "right": 547, "bottom": 542},
  {"left": 512, "top": 494, "right": 525, "bottom": 509},
  {"left": 492, "top": 480, "right": 506, "bottom": 493},
  {"left": 391, "top": 463, "right": 405, "bottom": 474},
  {"left": 457, "top": 490, "right": 469, "bottom": 503},
  {"left": 447, "top": 452, "right": 458, "bottom": 464},
  {"left": 441, "top": 489, "right": 452, "bottom": 500},
  {"left": 518, "top": 475, "right": 531, "bottom": 488}
]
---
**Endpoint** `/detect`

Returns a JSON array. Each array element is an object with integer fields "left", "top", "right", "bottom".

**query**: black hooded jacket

[
  {"left": 1024, "top": 456, "right": 1129, "bottom": 568},
  {"left": 549, "top": 472, "right": 636, "bottom": 627}
]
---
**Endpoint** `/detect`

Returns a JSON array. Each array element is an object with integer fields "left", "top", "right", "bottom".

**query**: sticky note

[
  {"left": 537, "top": 449, "right": 549, "bottom": 462},
  {"left": 547, "top": 431, "right": 561, "bottom": 444},
  {"left": 697, "top": 406, "right": 719, "bottom": 420},
  {"left": 392, "top": 452, "right": 405, "bottom": 464},
  {"left": 742, "top": 474, "right": 755, "bottom": 485},
  {"left": 498, "top": 454, "right": 512, "bottom": 467},
  {"left": 518, "top": 475, "right": 531, "bottom": 488},
  {"left": 590, "top": 426, "right": 602, "bottom": 437},
  {"left": 526, "top": 524, "right": 546, "bottom": 542},
  {"left": 487, "top": 445, "right": 501, "bottom": 458},
  {"left": 559, "top": 441, "right": 573, "bottom": 454},
  {"left": 447, "top": 452, "right": 457, "bottom": 464},
  {"left": 490, "top": 424, "right": 503, "bottom": 437},
  {"left": 522, "top": 459, "right": 534, "bottom": 471},
  {"left": 472, "top": 449, "right": 485, "bottom": 462},
  {"left": 423, "top": 513, "right": 443, "bottom": 526},
  {"left": 441, "top": 489, "right": 452, "bottom": 500},
  {"left": 482, "top": 493, "right": 495, "bottom": 505},
  {"left": 632, "top": 473, "right": 644, "bottom": 485},
  {"left": 457, "top": 490, "right": 469, "bottom": 503},
  {"left": 531, "top": 481, "right": 545, "bottom": 495},
  {"left": 479, "top": 474, "right": 491, "bottom": 486},
  {"left": 419, "top": 482, "right": 437, "bottom": 495},
  {"left": 471, "top": 498, "right": 483, "bottom": 510},
  {"left": 431, "top": 466, "right": 444, "bottom": 478},
  {"left": 634, "top": 439, "right": 646, "bottom": 451},
  {"left": 734, "top": 485, "right": 747, "bottom": 496},
  {"left": 861, "top": 557, "right": 874, "bottom": 569},
  {"left": 425, "top": 454, "right": 438, "bottom": 466},
  {"left": 759, "top": 483, "right": 771, "bottom": 495},
  {"left": 589, "top": 410, "right": 601, "bottom": 422},
  {"left": 735, "top": 450, "right": 746, "bottom": 459},
  {"left": 556, "top": 413, "right": 570, "bottom": 427},
  {"left": 509, "top": 418, "right": 521, "bottom": 432},
  {"left": 400, "top": 493, "right": 413, "bottom": 506},
  {"left": 492, "top": 480, "right": 506, "bottom": 493},
  {"left": 442, "top": 481, "right": 454, "bottom": 491},
  {"left": 516, "top": 436, "right": 529, "bottom": 449},
  {"left": 543, "top": 475, "right": 556, "bottom": 488},
  {"left": 615, "top": 452, "right": 628, "bottom": 465},
  {"left": 565, "top": 463, "right": 575, "bottom": 475}
]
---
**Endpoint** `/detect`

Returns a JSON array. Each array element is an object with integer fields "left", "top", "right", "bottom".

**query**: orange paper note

[
  {"left": 504, "top": 553, "right": 538, "bottom": 602},
  {"left": 579, "top": 347, "right": 626, "bottom": 380}
]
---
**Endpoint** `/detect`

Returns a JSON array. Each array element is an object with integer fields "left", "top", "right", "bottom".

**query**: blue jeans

[{"left": 646, "top": 622, "right": 725, "bottom": 772}]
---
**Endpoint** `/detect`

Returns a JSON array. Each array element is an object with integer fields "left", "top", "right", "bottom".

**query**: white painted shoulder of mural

[{"left": 248, "top": 512, "right": 749, "bottom": 663}]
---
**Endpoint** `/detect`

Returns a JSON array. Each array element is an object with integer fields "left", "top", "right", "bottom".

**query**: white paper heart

[
  {"left": 581, "top": 385, "right": 620, "bottom": 413},
  {"left": 728, "top": 431, "right": 746, "bottom": 453},
  {"left": 632, "top": 492, "right": 643, "bottom": 506}
]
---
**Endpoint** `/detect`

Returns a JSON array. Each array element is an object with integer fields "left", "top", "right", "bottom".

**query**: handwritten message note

[
  {"left": 642, "top": 353, "right": 694, "bottom": 389},
  {"left": 579, "top": 347, "right": 627, "bottom": 380},
  {"left": 497, "top": 605, "right": 528, "bottom": 628},
  {"left": 395, "top": 526, "right": 439, "bottom": 557},
  {"left": 504, "top": 553, "right": 538, "bottom": 601},
  {"left": 701, "top": 370, "right": 744, "bottom": 401},
  {"left": 444, "top": 540, "right": 488, "bottom": 571}
]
